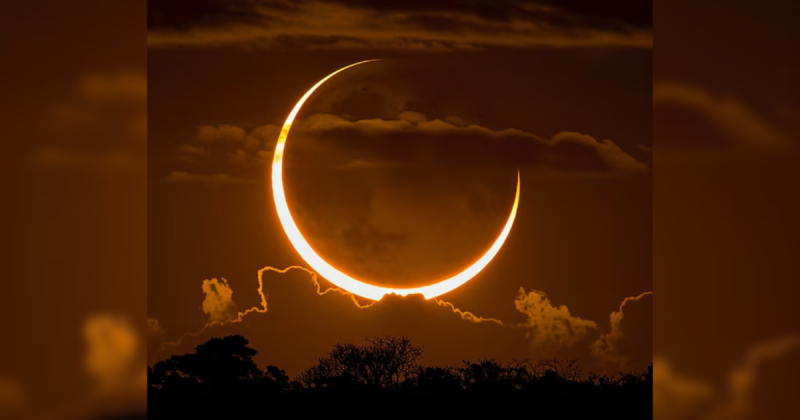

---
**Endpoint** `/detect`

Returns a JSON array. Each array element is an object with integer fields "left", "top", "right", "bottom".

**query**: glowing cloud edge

[{"left": 271, "top": 59, "right": 520, "bottom": 301}]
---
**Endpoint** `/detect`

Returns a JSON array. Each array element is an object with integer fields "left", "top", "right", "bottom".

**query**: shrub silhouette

[{"left": 148, "top": 334, "right": 652, "bottom": 418}]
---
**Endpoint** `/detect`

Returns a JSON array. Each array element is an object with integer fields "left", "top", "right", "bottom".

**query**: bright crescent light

[{"left": 272, "top": 59, "right": 520, "bottom": 301}]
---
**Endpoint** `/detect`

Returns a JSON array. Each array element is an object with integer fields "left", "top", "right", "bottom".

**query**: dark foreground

[{"left": 148, "top": 335, "right": 652, "bottom": 418}]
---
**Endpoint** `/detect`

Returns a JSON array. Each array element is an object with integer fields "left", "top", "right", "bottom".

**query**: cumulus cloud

[
  {"left": 171, "top": 123, "right": 280, "bottom": 180},
  {"left": 83, "top": 314, "right": 145, "bottom": 396},
  {"left": 653, "top": 357, "right": 715, "bottom": 420},
  {"left": 591, "top": 291, "right": 653, "bottom": 372},
  {"left": 150, "top": 278, "right": 243, "bottom": 362},
  {"left": 147, "top": 318, "right": 165, "bottom": 337},
  {"left": 711, "top": 334, "right": 800, "bottom": 420},
  {"left": 152, "top": 262, "right": 658, "bottom": 381},
  {"left": 147, "top": 0, "right": 651, "bottom": 50},
  {"left": 514, "top": 288, "right": 598, "bottom": 358},
  {"left": 652, "top": 334, "right": 800, "bottom": 420},
  {"left": 177, "top": 144, "right": 207, "bottom": 162},
  {"left": 151, "top": 265, "right": 375, "bottom": 363},
  {"left": 153, "top": 240, "right": 797, "bottom": 419},
  {"left": 191, "top": 123, "right": 277, "bottom": 156},
  {"left": 202, "top": 278, "right": 239, "bottom": 326},
  {"left": 196, "top": 124, "right": 248, "bottom": 144}
]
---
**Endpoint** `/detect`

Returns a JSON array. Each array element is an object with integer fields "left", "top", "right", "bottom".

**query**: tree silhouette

[
  {"left": 149, "top": 335, "right": 261, "bottom": 390},
  {"left": 413, "top": 366, "right": 462, "bottom": 395},
  {"left": 297, "top": 335, "right": 424, "bottom": 389},
  {"left": 456, "top": 358, "right": 532, "bottom": 392},
  {"left": 148, "top": 334, "right": 652, "bottom": 419}
]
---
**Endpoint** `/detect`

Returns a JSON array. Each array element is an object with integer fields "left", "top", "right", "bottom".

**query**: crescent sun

[{"left": 271, "top": 59, "right": 520, "bottom": 301}]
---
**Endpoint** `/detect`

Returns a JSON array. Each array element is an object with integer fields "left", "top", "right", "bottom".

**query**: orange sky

[{"left": 145, "top": 0, "right": 653, "bottom": 379}]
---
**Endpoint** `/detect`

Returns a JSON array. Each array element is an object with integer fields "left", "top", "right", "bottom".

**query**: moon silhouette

[{"left": 271, "top": 59, "right": 520, "bottom": 301}]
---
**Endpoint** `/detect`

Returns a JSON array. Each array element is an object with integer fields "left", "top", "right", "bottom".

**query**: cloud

[
  {"left": 202, "top": 278, "right": 239, "bottom": 325},
  {"left": 514, "top": 288, "right": 598, "bottom": 358},
  {"left": 591, "top": 291, "right": 653, "bottom": 372},
  {"left": 653, "top": 335, "right": 800, "bottom": 420},
  {"left": 171, "top": 123, "right": 280, "bottom": 181},
  {"left": 302, "top": 112, "right": 416, "bottom": 134},
  {"left": 32, "top": 71, "right": 148, "bottom": 173},
  {"left": 653, "top": 357, "right": 715, "bottom": 420},
  {"left": 434, "top": 299, "right": 506, "bottom": 325},
  {"left": 654, "top": 82, "right": 795, "bottom": 153},
  {"left": 147, "top": 318, "right": 168, "bottom": 361},
  {"left": 298, "top": 112, "right": 648, "bottom": 173},
  {"left": 54, "top": 72, "right": 147, "bottom": 139},
  {"left": 551, "top": 132, "right": 649, "bottom": 172},
  {"left": 397, "top": 111, "right": 428, "bottom": 123},
  {"left": 150, "top": 265, "right": 374, "bottom": 363},
  {"left": 194, "top": 123, "right": 280, "bottom": 151},
  {"left": 152, "top": 278, "right": 241, "bottom": 360},
  {"left": 178, "top": 144, "right": 207, "bottom": 155},
  {"left": 228, "top": 148, "right": 251, "bottom": 165},
  {"left": 177, "top": 144, "right": 208, "bottom": 162},
  {"left": 197, "top": 124, "right": 249, "bottom": 145},
  {"left": 237, "top": 265, "right": 377, "bottom": 321},
  {"left": 152, "top": 261, "right": 657, "bottom": 380},
  {"left": 169, "top": 111, "right": 646, "bottom": 186},
  {"left": 147, "top": 318, "right": 165, "bottom": 337},
  {"left": 83, "top": 314, "right": 145, "bottom": 397},
  {"left": 712, "top": 334, "right": 800, "bottom": 420},
  {"left": 444, "top": 115, "right": 470, "bottom": 127},
  {"left": 165, "top": 171, "right": 256, "bottom": 186},
  {"left": 147, "top": 0, "right": 651, "bottom": 50},
  {"left": 249, "top": 124, "right": 281, "bottom": 147}
]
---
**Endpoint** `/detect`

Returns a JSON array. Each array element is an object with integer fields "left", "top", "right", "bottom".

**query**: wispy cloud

[{"left": 148, "top": 1, "right": 651, "bottom": 50}]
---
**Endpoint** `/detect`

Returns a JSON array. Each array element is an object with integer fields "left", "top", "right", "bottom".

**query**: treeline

[{"left": 148, "top": 335, "right": 652, "bottom": 418}]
